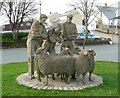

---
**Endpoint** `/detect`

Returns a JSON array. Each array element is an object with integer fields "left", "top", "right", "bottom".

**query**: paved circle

[{"left": 16, "top": 72, "right": 103, "bottom": 90}]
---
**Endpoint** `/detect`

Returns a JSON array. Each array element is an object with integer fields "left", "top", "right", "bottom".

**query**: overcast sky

[
  {"left": 0, "top": 0, "right": 119, "bottom": 26},
  {"left": 38, "top": 0, "right": 119, "bottom": 15}
]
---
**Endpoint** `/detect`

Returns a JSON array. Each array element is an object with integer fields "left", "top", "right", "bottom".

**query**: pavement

[{"left": 16, "top": 72, "right": 103, "bottom": 90}]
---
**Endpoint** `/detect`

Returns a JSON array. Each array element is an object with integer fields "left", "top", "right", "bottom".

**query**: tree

[
  {"left": 1, "top": 0, "right": 38, "bottom": 40},
  {"left": 69, "top": 0, "right": 99, "bottom": 49},
  {"left": 0, "top": 2, "right": 3, "bottom": 11}
]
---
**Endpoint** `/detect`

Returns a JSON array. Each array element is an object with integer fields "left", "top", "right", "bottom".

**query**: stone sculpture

[
  {"left": 26, "top": 14, "right": 48, "bottom": 79},
  {"left": 34, "top": 47, "right": 96, "bottom": 85}
]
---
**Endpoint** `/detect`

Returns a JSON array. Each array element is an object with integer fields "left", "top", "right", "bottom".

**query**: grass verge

[{"left": 2, "top": 61, "right": 118, "bottom": 96}]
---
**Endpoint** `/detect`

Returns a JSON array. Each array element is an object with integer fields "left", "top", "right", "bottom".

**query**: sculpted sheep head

[
  {"left": 47, "top": 28, "right": 56, "bottom": 44},
  {"left": 74, "top": 47, "right": 81, "bottom": 55},
  {"left": 36, "top": 47, "right": 45, "bottom": 55},
  {"left": 36, "top": 47, "right": 50, "bottom": 55},
  {"left": 81, "top": 49, "right": 96, "bottom": 56},
  {"left": 87, "top": 49, "right": 96, "bottom": 56},
  {"left": 60, "top": 47, "right": 72, "bottom": 55},
  {"left": 81, "top": 50, "right": 88, "bottom": 56}
]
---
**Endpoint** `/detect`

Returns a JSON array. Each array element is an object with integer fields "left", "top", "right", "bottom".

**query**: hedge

[
  {"left": 2, "top": 32, "right": 28, "bottom": 39},
  {"left": 74, "top": 39, "right": 110, "bottom": 45},
  {"left": 1, "top": 32, "right": 28, "bottom": 48}
]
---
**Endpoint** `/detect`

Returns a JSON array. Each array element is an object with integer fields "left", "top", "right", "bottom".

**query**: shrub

[
  {"left": 17, "top": 32, "right": 28, "bottom": 40},
  {"left": 2, "top": 32, "right": 28, "bottom": 40},
  {"left": 20, "top": 37, "right": 27, "bottom": 47},
  {"left": 2, "top": 33, "right": 13, "bottom": 39},
  {"left": 74, "top": 39, "right": 109, "bottom": 45},
  {"left": 1, "top": 32, "right": 28, "bottom": 48},
  {"left": 2, "top": 38, "right": 17, "bottom": 47}
]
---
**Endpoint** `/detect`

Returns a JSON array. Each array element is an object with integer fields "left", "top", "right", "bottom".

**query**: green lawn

[{"left": 1, "top": 61, "right": 118, "bottom": 96}]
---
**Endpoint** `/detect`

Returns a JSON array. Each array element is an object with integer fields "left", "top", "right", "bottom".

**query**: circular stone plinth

[{"left": 16, "top": 72, "right": 103, "bottom": 90}]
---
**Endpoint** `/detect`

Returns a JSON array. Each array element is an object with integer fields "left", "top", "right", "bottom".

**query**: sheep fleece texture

[{"left": 40, "top": 55, "right": 75, "bottom": 75}]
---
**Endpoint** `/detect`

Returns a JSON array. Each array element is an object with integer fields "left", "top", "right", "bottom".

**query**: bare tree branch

[
  {"left": 1, "top": 0, "right": 38, "bottom": 39},
  {"left": 69, "top": 0, "right": 99, "bottom": 48},
  {"left": 69, "top": 0, "right": 99, "bottom": 28}
]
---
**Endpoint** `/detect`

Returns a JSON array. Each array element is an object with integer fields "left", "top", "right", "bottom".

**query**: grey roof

[
  {"left": 96, "top": 5, "right": 117, "bottom": 20},
  {"left": 112, "top": 16, "right": 120, "bottom": 19}
]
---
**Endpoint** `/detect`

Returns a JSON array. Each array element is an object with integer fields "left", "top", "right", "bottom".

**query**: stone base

[{"left": 16, "top": 72, "right": 103, "bottom": 90}]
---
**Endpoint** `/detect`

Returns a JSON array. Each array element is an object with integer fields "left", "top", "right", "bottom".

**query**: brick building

[{"left": 2, "top": 21, "right": 33, "bottom": 31}]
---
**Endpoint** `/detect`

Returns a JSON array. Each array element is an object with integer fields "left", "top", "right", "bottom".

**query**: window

[
  {"left": 26, "top": 22, "right": 31, "bottom": 26},
  {"left": 20, "top": 24, "right": 23, "bottom": 26}
]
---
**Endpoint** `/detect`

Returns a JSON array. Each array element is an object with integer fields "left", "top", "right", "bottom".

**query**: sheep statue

[
  {"left": 34, "top": 47, "right": 96, "bottom": 85},
  {"left": 34, "top": 47, "right": 75, "bottom": 85},
  {"left": 87, "top": 49, "right": 96, "bottom": 81},
  {"left": 57, "top": 46, "right": 81, "bottom": 81},
  {"left": 75, "top": 49, "right": 96, "bottom": 84},
  {"left": 60, "top": 47, "right": 72, "bottom": 56}
]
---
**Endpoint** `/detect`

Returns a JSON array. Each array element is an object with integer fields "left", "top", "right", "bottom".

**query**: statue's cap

[
  {"left": 40, "top": 14, "right": 47, "bottom": 19},
  {"left": 67, "top": 14, "right": 73, "bottom": 18}
]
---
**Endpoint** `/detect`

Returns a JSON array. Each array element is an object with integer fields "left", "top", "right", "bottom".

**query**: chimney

[
  {"left": 105, "top": 3, "right": 107, "bottom": 7},
  {"left": 74, "top": 7, "right": 76, "bottom": 10}
]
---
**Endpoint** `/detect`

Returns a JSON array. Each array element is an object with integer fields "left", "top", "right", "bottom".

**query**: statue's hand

[{"left": 50, "top": 38, "right": 56, "bottom": 43}]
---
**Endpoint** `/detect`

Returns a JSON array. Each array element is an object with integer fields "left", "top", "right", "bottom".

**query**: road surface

[{"left": 0, "top": 31, "right": 119, "bottom": 64}]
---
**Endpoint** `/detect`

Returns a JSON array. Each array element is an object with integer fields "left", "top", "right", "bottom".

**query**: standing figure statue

[
  {"left": 44, "top": 23, "right": 62, "bottom": 55},
  {"left": 61, "top": 14, "right": 78, "bottom": 79},
  {"left": 44, "top": 28, "right": 57, "bottom": 54},
  {"left": 54, "top": 23, "right": 62, "bottom": 54},
  {"left": 61, "top": 14, "right": 78, "bottom": 54},
  {"left": 26, "top": 14, "right": 48, "bottom": 79}
]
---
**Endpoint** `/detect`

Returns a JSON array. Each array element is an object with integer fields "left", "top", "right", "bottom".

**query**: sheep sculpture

[
  {"left": 87, "top": 49, "right": 96, "bottom": 81},
  {"left": 75, "top": 49, "right": 96, "bottom": 84},
  {"left": 58, "top": 47, "right": 76, "bottom": 81},
  {"left": 34, "top": 47, "right": 96, "bottom": 86},
  {"left": 60, "top": 47, "right": 72, "bottom": 56},
  {"left": 35, "top": 47, "right": 75, "bottom": 85}
]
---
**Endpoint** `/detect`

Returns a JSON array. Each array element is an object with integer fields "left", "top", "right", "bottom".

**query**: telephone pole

[
  {"left": 39, "top": 0, "right": 41, "bottom": 16},
  {"left": 83, "top": 1, "right": 88, "bottom": 50}
]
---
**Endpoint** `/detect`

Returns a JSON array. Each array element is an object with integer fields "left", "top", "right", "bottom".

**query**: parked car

[
  {"left": 76, "top": 32, "right": 101, "bottom": 40},
  {"left": 74, "top": 25, "right": 112, "bottom": 45},
  {"left": 76, "top": 25, "right": 101, "bottom": 39}
]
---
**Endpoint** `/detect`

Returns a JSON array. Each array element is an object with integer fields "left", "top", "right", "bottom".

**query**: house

[
  {"left": 60, "top": 8, "right": 83, "bottom": 25},
  {"left": 0, "top": 26, "right": 2, "bottom": 32},
  {"left": 48, "top": 8, "right": 83, "bottom": 27},
  {"left": 2, "top": 20, "right": 33, "bottom": 31},
  {"left": 110, "top": 1, "right": 120, "bottom": 35},
  {"left": 96, "top": 3, "right": 119, "bottom": 34},
  {"left": 48, "top": 12, "right": 60, "bottom": 27}
]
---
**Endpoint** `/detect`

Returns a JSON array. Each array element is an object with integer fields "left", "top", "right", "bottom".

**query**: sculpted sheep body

[
  {"left": 35, "top": 47, "right": 75, "bottom": 85},
  {"left": 42, "top": 55, "right": 75, "bottom": 75},
  {"left": 87, "top": 49, "right": 96, "bottom": 81},
  {"left": 75, "top": 49, "right": 96, "bottom": 84},
  {"left": 42, "top": 55, "right": 75, "bottom": 85},
  {"left": 35, "top": 47, "right": 96, "bottom": 85},
  {"left": 75, "top": 51, "right": 89, "bottom": 84}
]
